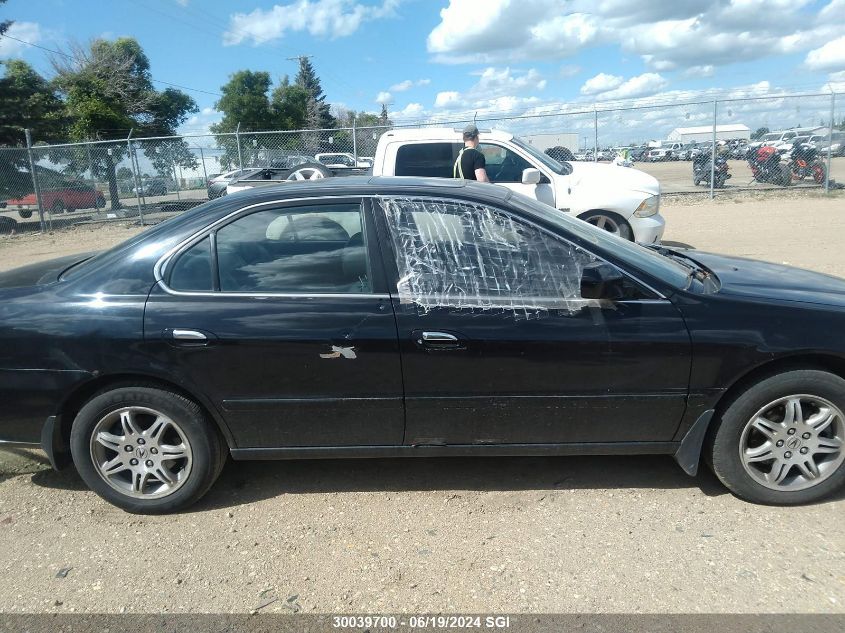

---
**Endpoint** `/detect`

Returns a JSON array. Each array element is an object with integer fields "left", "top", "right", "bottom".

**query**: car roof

[{"left": 378, "top": 127, "right": 514, "bottom": 142}]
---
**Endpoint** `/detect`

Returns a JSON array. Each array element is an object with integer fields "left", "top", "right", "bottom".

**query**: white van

[{"left": 371, "top": 128, "right": 664, "bottom": 243}]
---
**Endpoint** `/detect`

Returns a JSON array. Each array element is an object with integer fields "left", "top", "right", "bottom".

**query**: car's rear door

[
  {"left": 143, "top": 196, "right": 404, "bottom": 449},
  {"left": 372, "top": 194, "right": 691, "bottom": 446}
]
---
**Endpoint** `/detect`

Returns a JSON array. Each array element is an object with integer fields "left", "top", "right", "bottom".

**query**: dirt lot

[{"left": 0, "top": 190, "right": 844, "bottom": 615}]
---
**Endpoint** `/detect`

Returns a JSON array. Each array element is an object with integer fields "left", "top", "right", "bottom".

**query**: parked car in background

[
  {"left": 628, "top": 147, "right": 648, "bottom": 162},
  {"left": 133, "top": 178, "right": 168, "bottom": 197},
  {"left": 645, "top": 142, "right": 683, "bottom": 162},
  {"left": 677, "top": 143, "right": 697, "bottom": 161},
  {"left": 371, "top": 127, "right": 664, "bottom": 243},
  {"left": 315, "top": 153, "right": 373, "bottom": 168},
  {"left": 818, "top": 131, "right": 845, "bottom": 157},
  {"left": 4, "top": 182, "right": 105, "bottom": 219},
  {"left": 207, "top": 169, "right": 249, "bottom": 199}
]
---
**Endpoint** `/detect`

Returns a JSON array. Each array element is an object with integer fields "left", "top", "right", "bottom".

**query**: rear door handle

[{"left": 415, "top": 330, "right": 464, "bottom": 350}]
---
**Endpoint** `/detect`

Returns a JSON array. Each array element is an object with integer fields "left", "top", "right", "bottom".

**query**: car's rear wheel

[
  {"left": 70, "top": 387, "right": 226, "bottom": 513},
  {"left": 17, "top": 209, "right": 32, "bottom": 219},
  {"left": 579, "top": 210, "right": 633, "bottom": 241},
  {"left": 708, "top": 370, "right": 845, "bottom": 505}
]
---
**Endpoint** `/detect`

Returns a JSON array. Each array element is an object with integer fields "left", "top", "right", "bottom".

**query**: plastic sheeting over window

[{"left": 377, "top": 197, "right": 596, "bottom": 315}]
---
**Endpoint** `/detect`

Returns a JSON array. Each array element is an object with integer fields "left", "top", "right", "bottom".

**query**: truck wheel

[
  {"left": 579, "top": 210, "right": 633, "bottom": 241},
  {"left": 18, "top": 210, "right": 32, "bottom": 219}
]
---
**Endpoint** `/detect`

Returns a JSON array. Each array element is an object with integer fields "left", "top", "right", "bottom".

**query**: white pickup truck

[{"left": 371, "top": 128, "right": 664, "bottom": 243}]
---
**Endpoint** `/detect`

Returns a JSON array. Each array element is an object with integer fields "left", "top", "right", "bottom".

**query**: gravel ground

[{"left": 0, "top": 189, "right": 844, "bottom": 615}]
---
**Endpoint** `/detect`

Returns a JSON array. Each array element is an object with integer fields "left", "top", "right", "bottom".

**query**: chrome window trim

[{"left": 154, "top": 192, "right": 668, "bottom": 302}]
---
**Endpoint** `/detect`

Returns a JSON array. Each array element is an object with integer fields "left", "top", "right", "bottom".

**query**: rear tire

[
  {"left": 286, "top": 163, "right": 332, "bottom": 181},
  {"left": 70, "top": 387, "right": 226, "bottom": 514},
  {"left": 707, "top": 370, "right": 845, "bottom": 505}
]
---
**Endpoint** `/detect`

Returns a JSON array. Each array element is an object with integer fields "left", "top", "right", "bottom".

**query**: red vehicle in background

[
  {"left": 747, "top": 145, "right": 792, "bottom": 186},
  {"left": 5, "top": 182, "right": 105, "bottom": 219}
]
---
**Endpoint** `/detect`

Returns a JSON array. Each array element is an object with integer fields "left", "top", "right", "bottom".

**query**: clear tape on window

[{"left": 378, "top": 197, "right": 594, "bottom": 316}]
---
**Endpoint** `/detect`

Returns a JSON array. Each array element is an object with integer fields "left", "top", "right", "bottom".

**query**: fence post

[
  {"left": 825, "top": 92, "right": 835, "bottom": 194},
  {"left": 235, "top": 122, "right": 244, "bottom": 171},
  {"left": 710, "top": 100, "right": 717, "bottom": 200},
  {"left": 593, "top": 107, "right": 598, "bottom": 163},
  {"left": 24, "top": 129, "right": 47, "bottom": 233},
  {"left": 126, "top": 130, "right": 145, "bottom": 223},
  {"left": 352, "top": 116, "right": 358, "bottom": 163},
  {"left": 198, "top": 146, "right": 208, "bottom": 187}
]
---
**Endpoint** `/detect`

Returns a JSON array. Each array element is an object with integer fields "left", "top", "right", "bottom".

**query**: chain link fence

[{"left": 1, "top": 91, "right": 842, "bottom": 236}]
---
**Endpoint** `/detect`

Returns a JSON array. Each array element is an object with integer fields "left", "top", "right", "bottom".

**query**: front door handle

[
  {"left": 172, "top": 329, "right": 207, "bottom": 341},
  {"left": 415, "top": 331, "right": 464, "bottom": 350}
]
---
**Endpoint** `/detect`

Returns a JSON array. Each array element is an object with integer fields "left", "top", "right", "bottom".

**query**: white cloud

[
  {"left": 175, "top": 0, "right": 190, "bottom": 6},
  {"left": 224, "top": 0, "right": 399, "bottom": 45},
  {"left": 426, "top": 0, "right": 843, "bottom": 71},
  {"left": 375, "top": 91, "right": 392, "bottom": 103},
  {"left": 393, "top": 102, "right": 425, "bottom": 119},
  {"left": 588, "top": 72, "right": 668, "bottom": 100},
  {"left": 559, "top": 64, "right": 581, "bottom": 78},
  {"left": 805, "top": 35, "right": 845, "bottom": 71},
  {"left": 0, "top": 22, "right": 42, "bottom": 57},
  {"left": 389, "top": 78, "right": 431, "bottom": 92},
  {"left": 434, "top": 91, "right": 462, "bottom": 108},
  {"left": 580, "top": 73, "right": 623, "bottom": 95}
]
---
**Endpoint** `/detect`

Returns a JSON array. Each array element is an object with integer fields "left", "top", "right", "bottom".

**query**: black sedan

[{"left": 1, "top": 177, "right": 844, "bottom": 513}]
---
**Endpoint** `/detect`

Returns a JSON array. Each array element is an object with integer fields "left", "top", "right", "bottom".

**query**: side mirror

[
  {"left": 580, "top": 262, "right": 626, "bottom": 300},
  {"left": 521, "top": 168, "right": 541, "bottom": 185}
]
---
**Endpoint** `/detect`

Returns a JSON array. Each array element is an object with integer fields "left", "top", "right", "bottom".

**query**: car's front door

[
  {"left": 143, "top": 198, "right": 404, "bottom": 448},
  {"left": 373, "top": 195, "right": 691, "bottom": 446}
]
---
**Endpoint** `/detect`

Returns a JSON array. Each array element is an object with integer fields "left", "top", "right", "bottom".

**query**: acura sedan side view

[{"left": 1, "top": 177, "right": 843, "bottom": 513}]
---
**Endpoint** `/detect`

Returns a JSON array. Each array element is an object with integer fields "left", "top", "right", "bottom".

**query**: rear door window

[{"left": 394, "top": 142, "right": 463, "bottom": 178}]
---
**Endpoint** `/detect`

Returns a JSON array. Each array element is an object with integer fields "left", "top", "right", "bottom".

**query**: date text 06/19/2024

[{"left": 332, "top": 615, "right": 512, "bottom": 629}]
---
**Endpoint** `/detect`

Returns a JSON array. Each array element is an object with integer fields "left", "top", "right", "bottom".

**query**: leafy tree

[
  {"left": 51, "top": 37, "right": 197, "bottom": 209},
  {"left": 271, "top": 76, "right": 309, "bottom": 130},
  {"left": 294, "top": 56, "right": 334, "bottom": 129},
  {"left": 751, "top": 127, "right": 770, "bottom": 140},
  {"left": 380, "top": 103, "right": 389, "bottom": 125},
  {"left": 0, "top": 60, "right": 65, "bottom": 146},
  {"left": 211, "top": 70, "right": 274, "bottom": 133}
]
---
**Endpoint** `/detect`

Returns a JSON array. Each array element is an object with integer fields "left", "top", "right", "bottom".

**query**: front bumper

[{"left": 629, "top": 213, "right": 665, "bottom": 245}]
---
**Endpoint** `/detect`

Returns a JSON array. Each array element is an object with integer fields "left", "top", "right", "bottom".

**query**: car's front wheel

[
  {"left": 708, "top": 370, "right": 845, "bottom": 505},
  {"left": 70, "top": 387, "right": 226, "bottom": 513}
]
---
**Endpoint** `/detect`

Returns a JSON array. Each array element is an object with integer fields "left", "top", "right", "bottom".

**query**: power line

[{"left": 0, "top": 32, "right": 223, "bottom": 97}]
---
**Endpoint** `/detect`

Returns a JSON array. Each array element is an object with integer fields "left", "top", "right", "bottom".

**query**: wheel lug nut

[
  {"left": 800, "top": 447, "right": 808, "bottom": 454},
  {"left": 784, "top": 451, "right": 792, "bottom": 458},
  {"left": 150, "top": 447, "right": 158, "bottom": 455},
  {"left": 802, "top": 432, "right": 811, "bottom": 439},
  {"left": 776, "top": 440, "right": 784, "bottom": 447},
  {"left": 129, "top": 458, "right": 138, "bottom": 466},
  {"left": 137, "top": 438, "right": 146, "bottom": 445},
  {"left": 145, "top": 460, "right": 154, "bottom": 467},
  {"left": 124, "top": 445, "right": 133, "bottom": 452},
  {"left": 787, "top": 428, "right": 796, "bottom": 435}
]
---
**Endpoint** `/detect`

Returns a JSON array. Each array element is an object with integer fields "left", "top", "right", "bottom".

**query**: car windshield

[
  {"left": 510, "top": 137, "right": 569, "bottom": 174},
  {"left": 507, "top": 191, "right": 692, "bottom": 290},
  {"left": 762, "top": 133, "right": 780, "bottom": 141}
]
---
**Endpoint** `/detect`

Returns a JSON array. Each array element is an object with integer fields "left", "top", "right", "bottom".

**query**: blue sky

[{"left": 2, "top": 0, "right": 844, "bottom": 141}]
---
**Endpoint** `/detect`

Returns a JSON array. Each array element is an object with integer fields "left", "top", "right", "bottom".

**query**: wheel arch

[
  {"left": 47, "top": 372, "right": 235, "bottom": 469},
  {"left": 713, "top": 354, "right": 845, "bottom": 421}
]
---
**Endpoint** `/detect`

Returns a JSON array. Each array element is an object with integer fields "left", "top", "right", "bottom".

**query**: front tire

[
  {"left": 70, "top": 387, "right": 226, "bottom": 514},
  {"left": 708, "top": 370, "right": 845, "bottom": 505},
  {"left": 579, "top": 210, "right": 633, "bottom": 241}
]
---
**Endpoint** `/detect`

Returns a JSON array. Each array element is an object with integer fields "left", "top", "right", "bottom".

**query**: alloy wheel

[
  {"left": 585, "top": 214, "right": 620, "bottom": 236},
  {"left": 287, "top": 167, "right": 327, "bottom": 181},
  {"left": 739, "top": 394, "right": 845, "bottom": 491},
  {"left": 89, "top": 406, "right": 193, "bottom": 499}
]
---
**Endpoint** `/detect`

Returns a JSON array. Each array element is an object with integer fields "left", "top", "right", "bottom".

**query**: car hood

[
  {"left": 565, "top": 161, "right": 660, "bottom": 196},
  {"left": 0, "top": 252, "right": 99, "bottom": 289},
  {"left": 688, "top": 251, "right": 845, "bottom": 308}
]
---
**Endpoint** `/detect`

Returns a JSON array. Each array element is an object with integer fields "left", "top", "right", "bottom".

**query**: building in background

[
  {"left": 667, "top": 124, "right": 751, "bottom": 143},
  {"left": 523, "top": 132, "right": 579, "bottom": 152}
]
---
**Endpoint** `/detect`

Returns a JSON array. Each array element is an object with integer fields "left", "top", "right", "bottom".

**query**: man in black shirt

[{"left": 453, "top": 124, "right": 490, "bottom": 182}]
